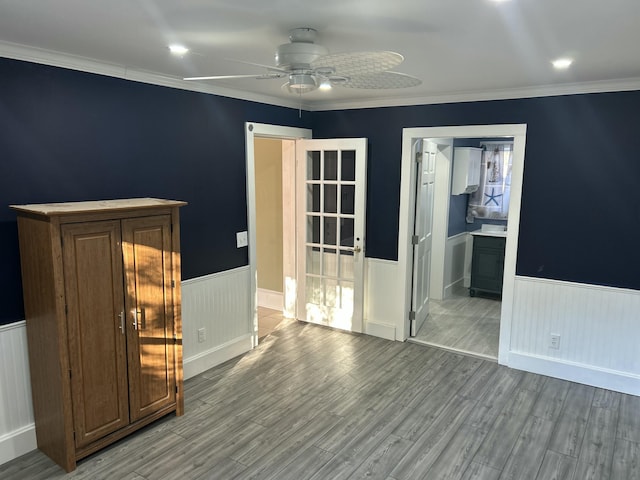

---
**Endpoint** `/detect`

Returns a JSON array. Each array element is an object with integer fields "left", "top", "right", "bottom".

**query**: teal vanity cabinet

[{"left": 470, "top": 232, "right": 506, "bottom": 297}]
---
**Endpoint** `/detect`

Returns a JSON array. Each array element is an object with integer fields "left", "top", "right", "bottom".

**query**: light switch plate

[{"left": 236, "top": 231, "right": 248, "bottom": 248}]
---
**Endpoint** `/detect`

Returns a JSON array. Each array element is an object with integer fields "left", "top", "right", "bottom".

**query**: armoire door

[
  {"left": 62, "top": 221, "right": 130, "bottom": 449},
  {"left": 122, "top": 215, "right": 176, "bottom": 422}
]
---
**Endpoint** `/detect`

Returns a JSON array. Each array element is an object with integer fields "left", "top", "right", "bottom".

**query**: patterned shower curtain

[{"left": 466, "top": 143, "right": 513, "bottom": 222}]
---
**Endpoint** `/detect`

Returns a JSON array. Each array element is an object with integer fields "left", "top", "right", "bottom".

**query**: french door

[
  {"left": 296, "top": 138, "right": 367, "bottom": 333},
  {"left": 410, "top": 140, "right": 437, "bottom": 336}
]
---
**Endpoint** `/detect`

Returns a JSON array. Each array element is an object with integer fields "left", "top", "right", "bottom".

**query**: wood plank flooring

[
  {"left": 2, "top": 317, "right": 638, "bottom": 479},
  {"left": 413, "top": 291, "right": 501, "bottom": 360}
]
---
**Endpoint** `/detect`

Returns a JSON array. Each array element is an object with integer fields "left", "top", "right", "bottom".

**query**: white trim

[
  {"left": 257, "top": 288, "right": 283, "bottom": 311},
  {"left": 181, "top": 265, "right": 249, "bottom": 285},
  {"left": 364, "top": 321, "right": 396, "bottom": 341},
  {"left": 515, "top": 274, "right": 640, "bottom": 295},
  {"left": 3, "top": 41, "right": 640, "bottom": 113},
  {"left": 282, "top": 140, "right": 297, "bottom": 320},
  {"left": 429, "top": 141, "right": 453, "bottom": 301},
  {"left": 183, "top": 334, "right": 253, "bottom": 380},
  {"left": 0, "top": 320, "right": 26, "bottom": 332},
  {"left": 310, "top": 78, "right": 640, "bottom": 111},
  {"left": 398, "top": 125, "right": 527, "bottom": 368},
  {"left": 508, "top": 352, "right": 640, "bottom": 397},
  {"left": 0, "top": 41, "right": 306, "bottom": 110},
  {"left": 0, "top": 424, "right": 36, "bottom": 466},
  {"left": 246, "top": 123, "right": 313, "bottom": 347},
  {"left": 444, "top": 278, "right": 465, "bottom": 299}
]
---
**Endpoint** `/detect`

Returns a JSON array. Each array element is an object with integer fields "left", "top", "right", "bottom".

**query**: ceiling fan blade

[
  {"left": 227, "top": 59, "right": 289, "bottom": 74},
  {"left": 312, "top": 51, "right": 404, "bottom": 76},
  {"left": 183, "top": 73, "right": 286, "bottom": 81},
  {"left": 339, "top": 71, "right": 422, "bottom": 89}
]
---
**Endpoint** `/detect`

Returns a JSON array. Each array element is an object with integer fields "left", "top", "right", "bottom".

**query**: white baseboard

[
  {"left": 508, "top": 351, "right": 640, "bottom": 396},
  {"left": 183, "top": 334, "right": 253, "bottom": 380},
  {"left": 444, "top": 278, "right": 466, "bottom": 298},
  {"left": 257, "top": 288, "right": 283, "bottom": 311},
  {"left": 0, "top": 424, "right": 36, "bottom": 466},
  {"left": 364, "top": 320, "right": 396, "bottom": 341}
]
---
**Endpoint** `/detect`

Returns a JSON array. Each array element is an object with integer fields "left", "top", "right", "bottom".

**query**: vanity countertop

[{"left": 470, "top": 229, "right": 507, "bottom": 238}]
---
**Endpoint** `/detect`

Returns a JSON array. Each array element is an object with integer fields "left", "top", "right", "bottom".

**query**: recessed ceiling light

[
  {"left": 169, "top": 45, "right": 189, "bottom": 55},
  {"left": 552, "top": 58, "right": 573, "bottom": 69}
]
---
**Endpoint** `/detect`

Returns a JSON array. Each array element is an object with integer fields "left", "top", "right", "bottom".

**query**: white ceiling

[{"left": 1, "top": 0, "right": 639, "bottom": 110}]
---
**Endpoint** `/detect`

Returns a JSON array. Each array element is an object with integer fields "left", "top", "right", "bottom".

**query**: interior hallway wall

[{"left": 254, "top": 138, "right": 284, "bottom": 294}]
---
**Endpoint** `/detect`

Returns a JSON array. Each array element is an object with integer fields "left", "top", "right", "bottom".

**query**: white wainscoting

[
  {"left": 509, "top": 276, "right": 640, "bottom": 395},
  {"left": 364, "top": 258, "right": 400, "bottom": 340},
  {"left": 443, "top": 233, "right": 469, "bottom": 298},
  {"left": 0, "top": 321, "right": 35, "bottom": 466},
  {"left": 182, "top": 266, "right": 253, "bottom": 380}
]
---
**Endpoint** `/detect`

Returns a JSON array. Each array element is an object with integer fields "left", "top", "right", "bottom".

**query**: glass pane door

[{"left": 297, "top": 139, "right": 366, "bottom": 332}]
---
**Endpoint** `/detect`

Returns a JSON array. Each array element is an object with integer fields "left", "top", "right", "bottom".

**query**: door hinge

[
  {"left": 175, "top": 385, "right": 179, "bottom": 394},
  {"left": 409, "top": 311, "right": 416, "bottom": 321},
  {"left": 73, "top": 431, "right": 76, "bottom": 441},
  {"left": 65, "top": 304, "right": 68, "bottom": 315},
  {"left": 173, "top": 333, "right": 177, "bottom": 344},
  {"left": 411, "top": 235, "right": 419, "bottom": 245},
  {"left": 69, "top": 369, "right": 72, "bottom": 379},
  {"left": 415, "top": 151, "right": 423, "bottom": 163},
  {"left": 171, "top": 279, "right": 175, "bottom": 288}
]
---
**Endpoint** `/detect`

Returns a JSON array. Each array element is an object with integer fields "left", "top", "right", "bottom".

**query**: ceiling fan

[{"left": 184, "top": 27, "right": 421, "bottom": 94}]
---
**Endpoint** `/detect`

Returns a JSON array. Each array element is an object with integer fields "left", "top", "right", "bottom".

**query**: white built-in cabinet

[{"left": 452, "top": 147, "right": 482, "bottom": 195}]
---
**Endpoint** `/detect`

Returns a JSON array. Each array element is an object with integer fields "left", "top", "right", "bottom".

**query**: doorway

[
  {"left": 245, "top": 124, "right": 369, "bottom": 344},
  {"left": 245, "top": 123, "right": 312, "bottom": 347},
  {"left": 398, "top": 125, "right": 527, "bottom": 365},
  {"left": 410, "top": 136, "right": 514, "bottom": 360},
  {"left": 253, "top": 137, "right": 287, "bottom": 341}
]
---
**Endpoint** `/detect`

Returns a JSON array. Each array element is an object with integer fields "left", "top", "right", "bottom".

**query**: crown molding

[
  {"left": 1, "top": 41, "right": 639, "bottom": 113},
  {"left": 307, "top": 78, "right": 640, "bottom": 111},
  {"left": 0, "top": 41, "right": 309, "bottom": 110}
]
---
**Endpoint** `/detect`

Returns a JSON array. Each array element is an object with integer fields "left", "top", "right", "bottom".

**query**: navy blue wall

[
  {"left": 0, "top": 57, "right": 310, "bottom": 324},
  {"left": 3, "top": 56, "right": 640, "bottom": 324},
  {"left": 312, "top": 92, "right": 640, "bottom": 291}
]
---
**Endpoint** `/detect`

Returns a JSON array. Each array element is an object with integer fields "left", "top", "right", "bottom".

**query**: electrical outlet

[
  {"left": 550, "top": 333, "right": 560, "bottom": 350},
  {"left": 197, "top": 327, "right": 206, "bottom": 343}
]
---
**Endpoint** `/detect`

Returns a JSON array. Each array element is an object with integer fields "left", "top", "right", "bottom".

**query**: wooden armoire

[{"left": 11, "top": 198, "right": 186, "bottom": 472}]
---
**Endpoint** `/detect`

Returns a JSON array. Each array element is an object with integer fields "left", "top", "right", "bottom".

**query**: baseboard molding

[
  {"left": 183, "top": 334, "right": 253, "bottom": 380},
  {"left": 508, "top": 351, "right": 640, "bottom": 396},
  {"left": 364, "top": 319, "right": 396, "bottom": 341},
  {"left": 0, "top": 424, "right": 36, "bottom": 466},
  {"left": 257, "top": 288, "right": 283, "bottom": 311},
  {"left": 444, "top": 278, "right": 466, "bottom": 299}
]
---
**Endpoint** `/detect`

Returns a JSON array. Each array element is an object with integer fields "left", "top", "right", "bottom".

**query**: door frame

[
  {"left": 398, "top": 124, "right": 527, "bottom": 365},
  {"left": 245, "top": 122, "right": 312, "bottom": 347}
]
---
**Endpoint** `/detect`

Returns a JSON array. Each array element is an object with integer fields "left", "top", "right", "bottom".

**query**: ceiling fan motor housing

[{"left": 275, "top": 42, "right": 328, "bottom": 69}]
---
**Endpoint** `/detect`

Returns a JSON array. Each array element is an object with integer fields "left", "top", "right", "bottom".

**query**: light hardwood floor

[
  {"left": 412, "top": 291, "right": 501, "bottom": 360},
  {"left": 2, "top": 317, "right": 638, "bottom": 479}
]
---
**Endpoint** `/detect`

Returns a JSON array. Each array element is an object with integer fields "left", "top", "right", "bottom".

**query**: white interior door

[
  {"left": 410, "top": 140, "right": 437, "bottom": 336},
  {"left": 296, "top": 138, "right": 367, "bottom": 333}
]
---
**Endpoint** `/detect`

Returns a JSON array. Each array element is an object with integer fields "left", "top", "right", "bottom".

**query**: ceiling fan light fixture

[
  {"left": 287, "top": 73, "right": 317, "bottom": 93},
  {"left": 318, "top": 78, "right": 332, "bottom": 91}
]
